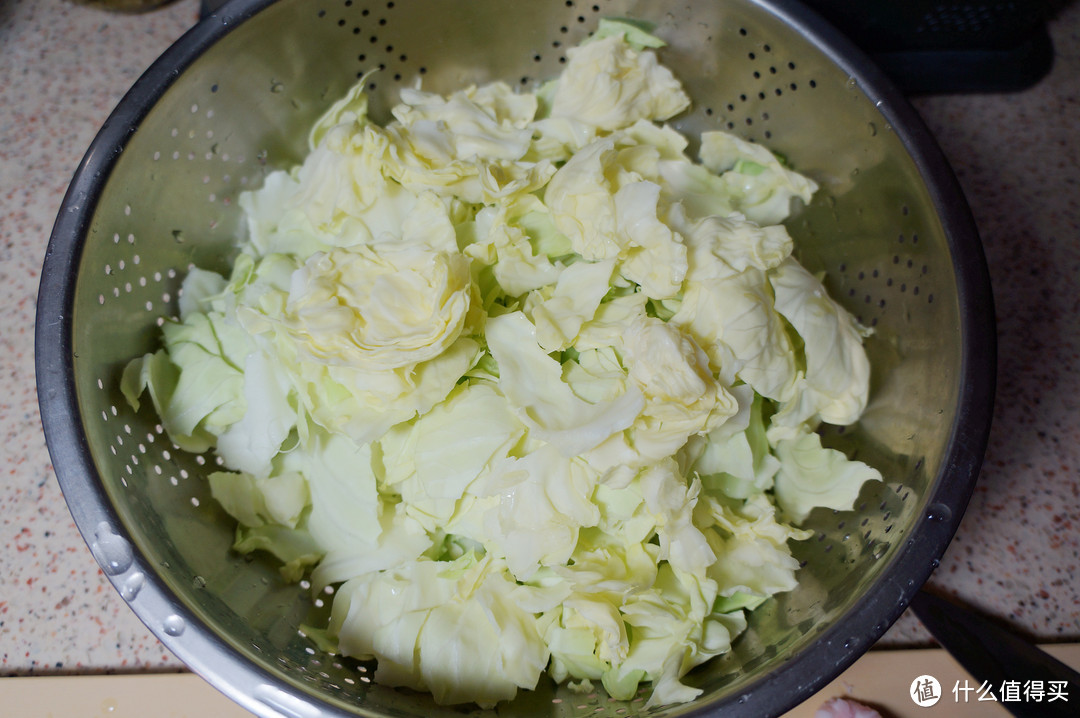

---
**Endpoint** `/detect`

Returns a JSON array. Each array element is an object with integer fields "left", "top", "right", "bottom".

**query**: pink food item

[{"left": 814, "top": 697, "right": 883, "bottom": 718}]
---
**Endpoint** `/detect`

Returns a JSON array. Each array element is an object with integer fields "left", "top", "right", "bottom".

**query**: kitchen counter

[{"left": 2, "top": 0, "right": 1078, "bottom": 707}]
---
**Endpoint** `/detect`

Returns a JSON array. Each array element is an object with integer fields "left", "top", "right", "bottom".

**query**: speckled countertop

[{"left": 1, "top": 0, "right": 1077, "bottom": 691}]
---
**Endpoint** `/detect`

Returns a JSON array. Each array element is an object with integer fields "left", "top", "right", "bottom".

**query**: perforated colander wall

[{"left": 43, "top": 1, "right": 989, "bottom": 717}]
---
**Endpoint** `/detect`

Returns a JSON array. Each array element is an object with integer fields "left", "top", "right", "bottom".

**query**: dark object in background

[
  {"left": 911, "top": 590, "right": 1080, "bottom": 718},
  {"left": 801, "top": 0, "right": 1060, "bottom": 93}
]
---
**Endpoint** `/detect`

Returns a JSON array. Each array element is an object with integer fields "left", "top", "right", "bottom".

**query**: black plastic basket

[{"left": 801, "top": 0, "right": 1059, "bottom": 92}]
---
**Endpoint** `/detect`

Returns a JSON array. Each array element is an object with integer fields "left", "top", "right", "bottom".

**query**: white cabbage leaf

[
  {"left": 529, "top": 258, "right": 616, "bottom": 351},
  {"left": 208, "top": 469, "right": 309, "bottom": 530},
  {"left": 699, "top": 131, "right": 819, "bottom": 226},
  {"left": 486, "top": 311, "right": 645, "bottom": 456},
  {"left": 583, "top": 316, "right": 737, "bottom": 473},
  {"left": 551, "top": 35, "right": 690, "bottom": 131},
  {"left": 464, "top": 197, "right": 567, "bottom": 296},
  {"left": 474, "top": 443, "right": 602, "bottom": 580},
  {"left": 688, "top": 390, "right": 780, "bottom": 500},
  {"left": 380, "top": 383, "right": 526, "bottom": 532},
  {"left": 773, "top": 430, "right": 883, "bottom": 524},
  {"left": 767, "top": 257, "right": 873, "bottom": 439},
  {"left": 120, "top": 309, "right": 254, "bottom": 454},
  {"left": 697, "top": 492, "right": 812, "bottom": 600},
  {"left": 329, "top": 553, "right": 556, "bottom": 708},
  {"left": 672, "top": 266, "right": 799, "bottom": 400}
]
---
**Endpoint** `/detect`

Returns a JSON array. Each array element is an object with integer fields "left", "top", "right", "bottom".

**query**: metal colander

[{"left": 35, "top": 0, "right": 995, "bottom": 716}]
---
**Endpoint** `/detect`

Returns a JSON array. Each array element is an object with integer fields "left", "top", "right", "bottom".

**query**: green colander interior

[{"left": 44, "top": 0, "right": 992, "bottom": 716}]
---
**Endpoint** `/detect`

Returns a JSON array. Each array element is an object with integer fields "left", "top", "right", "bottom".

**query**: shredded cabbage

[{"left": 123, "top": 20, "right": 881, "bottom": 709}]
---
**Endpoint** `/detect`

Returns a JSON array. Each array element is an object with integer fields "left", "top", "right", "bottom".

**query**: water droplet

[
  {"left": 926, "top": 503, "right": 953, "bottom": 522},
  {"left": 871, "top": 542, "right": 889, "bottom": 560},
  {"left": 843, "top": 637, "right": 856, "bottom": 649},
  {"left": 91, "top": 522, "right": 133, "bottom": 576},
  {"left": 867, "top": 122, "right": 877, "bottom": 136},
  {"left": 101, "top": 698, "right": 118, "bottom": 713},
  {"left": 270, "top": 81, "right": 285, "bottom": 93},
  {"left": 163, "top": 615, "right": 186, "bottom": 637},
  {"left": 851, "top": 167, "right": 860, "bottom": 177},
  {"left": 193, "top": 575, "right": 207, "bottom": 589},
  {"left": 120, "top": 572, "right": 144, "bottom": 601},
  {"left": 845, "top": 77, "right": 857, "bottom": 90},
  {"left": 930, "top": 558, "right": 941, "bottom": 569}
]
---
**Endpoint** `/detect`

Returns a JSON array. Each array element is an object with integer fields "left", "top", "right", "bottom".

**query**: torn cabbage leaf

[
  {"left": 773, "top": 431, "right": 883, "bottom": 524},
  {"left": 551, "top": 35, "right": 690, "bottom": 132},
  {"left": 120, "top": 26, "right": 882, "bottom": 710},
  {"left": 486, "top": 310, "right": 645, "bottom": 457},
  {"left": 766, "top": 257, "right": 873, "bottom": 440},
  {"left": 330, "top": 553, "right": 557, "bottom": 708},
  {"left": 699, "top": 131, "right": 819, "bottom": 226}
]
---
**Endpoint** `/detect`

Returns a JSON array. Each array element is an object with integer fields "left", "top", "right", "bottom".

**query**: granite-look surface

[
  {"left": 1, "top": 0, "right": 200, "bottom": 673},
  {"left": 881, "top": 5, "right": 1080, "bottom": 645},
  {"left": 1, "top": 0, "right": 1078, "bottom": 680}
]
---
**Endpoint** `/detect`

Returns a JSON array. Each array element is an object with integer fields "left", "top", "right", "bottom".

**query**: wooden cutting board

[{"left": 3, "top": 644, "right": 1077, "bottom": 717}]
